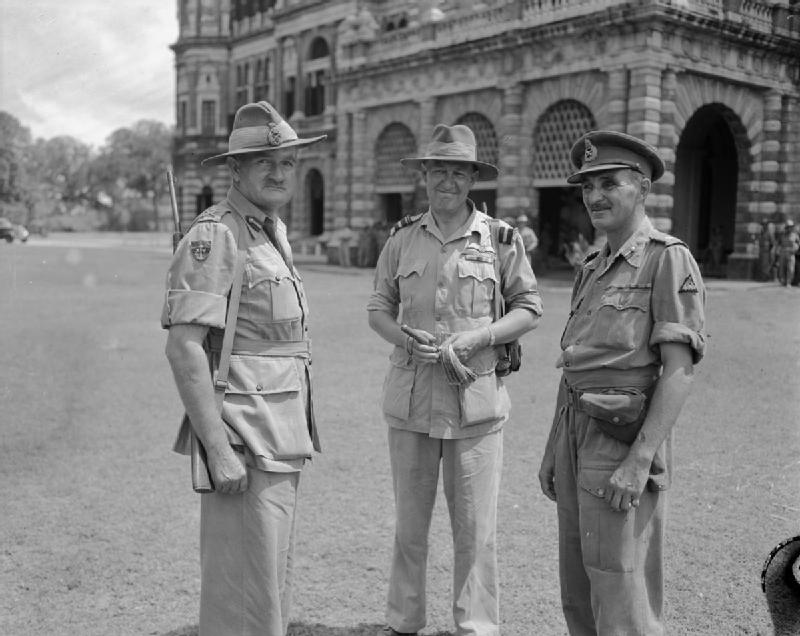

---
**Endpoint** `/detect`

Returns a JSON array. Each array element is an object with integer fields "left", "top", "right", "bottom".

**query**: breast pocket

[
  {"left": 595, "top": 286, "right": 651, "bottom": 350},
  {"left": 456, "top": 259, "right": 496, "bottom": 318},
  {"left": 395, "top": 259, "right": 427, "bottom": 312},
  {"left": 245, "top": 257, "right": 302, "bottom": 323}
]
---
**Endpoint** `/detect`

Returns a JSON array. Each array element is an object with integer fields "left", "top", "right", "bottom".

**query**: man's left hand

[
  {"left": 604, "top": 453, "right": 651, "bottom": 512},
  {"left": 442, "top": 328, "right": 489, "bottom": 363}
]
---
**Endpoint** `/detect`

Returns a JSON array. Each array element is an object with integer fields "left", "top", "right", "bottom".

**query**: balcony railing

[{"left": 339, "top": 0, "right": 793, "bottom": 70}]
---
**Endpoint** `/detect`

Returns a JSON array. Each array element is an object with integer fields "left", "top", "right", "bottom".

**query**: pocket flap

[
  {"left": 457, "top": 259, "right": 497, "bottom": 283},
  {"left": 579, "top": 390, "right": 645, "bottom": 425},
  {"left": 246, "top": 257, "right": 292, "bottom": 287},
  {"left": 577, "top": 465, "right": 613, "bottom": 499},
  {"left": 225, "top": 355, "right": 302, "bottom": 394},
  {"left": 396, "top": 259, "right": 427, "bottom": 279}
]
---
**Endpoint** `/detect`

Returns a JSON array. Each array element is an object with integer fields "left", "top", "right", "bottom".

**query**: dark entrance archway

[
  {"left": 195, "top": 185, "right": 214, "bottom": 216},
  {"left": 673, "top": 104, "right": 743, "bottom": 277},
  {"left": 306, "top": 169, "right": 324, "bottom": 235}
]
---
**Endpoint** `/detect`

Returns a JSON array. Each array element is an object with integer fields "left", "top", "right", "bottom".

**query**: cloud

[{"left": 0, "top": 1, "right": 177, "bottom": 147}]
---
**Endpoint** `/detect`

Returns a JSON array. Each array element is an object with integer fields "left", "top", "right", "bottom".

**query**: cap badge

[
  {"left": 584, "top": 139, "right": 598, "bottom": 164},
  {"left": 266, "top": 122, "right": 283, "bottom": 147}
]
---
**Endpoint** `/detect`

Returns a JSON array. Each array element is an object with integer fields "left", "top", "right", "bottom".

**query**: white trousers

[
  {"left": 199, "top": 469, "right": 299, "bottom": 636},
  {"left": 386, "top": 427, "right": 503, "bottom": 636}
]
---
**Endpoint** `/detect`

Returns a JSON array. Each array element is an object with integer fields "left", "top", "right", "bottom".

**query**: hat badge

[
  {"left": 266, "top": 122, "right": 283, "bottom": 147},
  {"left": 584, "top": 139, "right": 598, "bottom": 164}
]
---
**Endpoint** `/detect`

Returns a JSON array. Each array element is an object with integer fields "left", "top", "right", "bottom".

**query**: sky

[{"left": 0, "top": 1, "right": 177, "bottom": 148}]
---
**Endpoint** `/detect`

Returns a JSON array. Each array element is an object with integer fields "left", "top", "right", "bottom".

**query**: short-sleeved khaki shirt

[
  {"left": 559, "top": 216, "right": 706, "bottom": 381},
  {"left": 162, "top": 187, "right": 318, "bottom": 472},
  {"left": 368, "top": 203, "right": 543, "bottom": 439}
]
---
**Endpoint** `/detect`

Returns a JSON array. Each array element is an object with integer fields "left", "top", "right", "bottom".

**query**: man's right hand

[
  {"left": 403, "top": 326, "right": 440, "bottom": 365},
  {"left": 207, "top": 445, "right": 248, "bottom": 494},
  {"left": 538, "top": 452, "right": 557, "bottom": 502}
]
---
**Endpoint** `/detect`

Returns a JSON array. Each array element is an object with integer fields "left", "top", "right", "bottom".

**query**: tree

[
  {"left": 0, "top": 112, "right": 33, "bottom": 213},
  {"left": 93, "top": 120, "right": 173, "bottom": 230}
]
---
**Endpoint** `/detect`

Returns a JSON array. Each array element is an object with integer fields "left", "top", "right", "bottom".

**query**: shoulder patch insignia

[
  {"left": 190, "top": 240, "right": 212, "bottom": 262},
  {"left": 679, "top": 273, "right": 698, "bottom": 293}
]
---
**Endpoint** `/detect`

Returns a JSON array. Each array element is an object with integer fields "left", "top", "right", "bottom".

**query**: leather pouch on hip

[{"left": 578, "top": 388, "right": 648, "bottom": 444}]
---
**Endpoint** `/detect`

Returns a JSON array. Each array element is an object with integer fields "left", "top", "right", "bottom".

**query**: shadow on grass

[{"left": 162, "top": 624, "right": 452, "bottom": 636}]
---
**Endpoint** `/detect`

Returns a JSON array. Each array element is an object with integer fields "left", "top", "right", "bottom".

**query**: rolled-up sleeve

[
  {"left": 160, "top": 221, "right": 237, "bottom": 329},
  {"left": 500, "top": 229, "right": 543, "bottom": 317},
  {"left": 367, "top": 236, "right": 401, "bottom": 318},
  {"left": 650, "top": 244, "right": 706, "bottom": 363}
]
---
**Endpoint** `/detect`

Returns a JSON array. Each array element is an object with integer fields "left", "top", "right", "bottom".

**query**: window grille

[
  {"left": 375, "top": 123, "right": 417, "bottom": 186},
  {"left": 532, "top": 100, "right": 596, "bottom": 182},
  {"left": 454, "top": 112, "right": 498, "bottom": 170}
]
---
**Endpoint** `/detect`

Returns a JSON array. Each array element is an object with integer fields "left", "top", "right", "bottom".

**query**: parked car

[
  {"left": 0, "top": 218, "right": 30, "bottom": 243},
  {"left": 0, "top": 217, "right": 14, "bottom": 242}
]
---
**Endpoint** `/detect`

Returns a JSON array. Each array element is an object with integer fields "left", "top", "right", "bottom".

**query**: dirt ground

[{"left": 0, "top": 239, "right": 798, "bottom": 635}]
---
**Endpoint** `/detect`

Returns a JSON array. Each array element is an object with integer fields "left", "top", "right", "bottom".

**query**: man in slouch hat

[
  {"left": 162, "top": 101, "right": 323, "bottom": 635},
  {"left": 367, "top": 124, "right": 543, "bottom": 636},
  {"left": 538, "top": 130, "right": 706, "bottom": 635}
]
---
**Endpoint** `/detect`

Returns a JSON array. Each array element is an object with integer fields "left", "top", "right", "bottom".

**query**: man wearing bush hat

[
  {"left": 368, "top": 123, "right": 542, "bottom": 635},
  {"left": 163, "top": 101, "right": 324, "bottom": 635},
  {"left": 538, "top": 130, "right": 706, "bottom": 635}
]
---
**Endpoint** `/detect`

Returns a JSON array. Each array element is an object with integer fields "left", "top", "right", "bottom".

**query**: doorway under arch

[
  {"left": 306, "top": 169, "right": 324, "bottom": 236},
  {"left": 673, "top": 104, "right": 747, "bottom": 276}
]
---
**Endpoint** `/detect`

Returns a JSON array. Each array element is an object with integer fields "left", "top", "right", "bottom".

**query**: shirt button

[
  {"left": 256, "top": 384, "right": 263, "bottom": 391},
  {"left": 586, "top": 310, "right": 592, "bottom": 316},
  {"left": 435, "top": 315, "right": 442, "bottom": 321},
  {"left": 438, "top": 281, "right": 445, "bottom": 288},
  {"left": 612, "top": 416, "right": 620, "bottom": 423},
  {"left": 575, "top": 339, "right": 581, "bottom": 344},
  {"left": 597, "top": 488, "right": 605, "bottom": 497},
  {"left": 564, "top": 361, "right": 571, "bottom": 367}
]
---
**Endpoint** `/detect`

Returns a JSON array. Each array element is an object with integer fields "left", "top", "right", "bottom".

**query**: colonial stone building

[{"left": 172, "top": 0, "right": 799, "bottom": 278}]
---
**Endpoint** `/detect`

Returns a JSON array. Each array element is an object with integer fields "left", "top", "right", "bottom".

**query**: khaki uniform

[
  {"left": 552, "top": 217, "right": 705, "bottom": 635},
  {"left": 368, "top": 202, "right": 542, "bottom": 635},
  {"left": 162, "top": 186, "right": 319, "bottom": 635}
]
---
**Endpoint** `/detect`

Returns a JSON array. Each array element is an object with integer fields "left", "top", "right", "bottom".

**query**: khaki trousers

[
  {"left": 386, "top": 427, "right": 503, "bottom": 636},
  {"left": 199, "top": 469, "right": 299, "bottom": 636},
  {"left": 553, "top": 380, "right": 665, "bottom": 636}
]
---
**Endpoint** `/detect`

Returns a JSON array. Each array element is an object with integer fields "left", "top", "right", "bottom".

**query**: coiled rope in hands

[{"left": 440, "top": 343, "right": 477, "bottom": 386}]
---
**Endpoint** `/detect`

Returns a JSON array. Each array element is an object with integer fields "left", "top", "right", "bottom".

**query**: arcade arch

[
  {"left": 454, "top": 112, "right": 498, "bottom": 216},
  {"left": 305, "top": 168, "right": 325, "bottom": 236},
  {"left": 375, "top": 122, "right": 417, "bottom": 222},
  {"left": 673, "top": 103, "right": 750, "bottom": 276},
  {"left": 531, "top": 99, "right": 596, "bottom": 268}
]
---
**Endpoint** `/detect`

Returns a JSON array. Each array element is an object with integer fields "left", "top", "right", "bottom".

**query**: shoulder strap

[
  {"left": 211, "top": 212, "right": 246, "bottom": 405},
  {"left": 389, "top": 213, "right": 422, "bottom": 237},
  {"left": 488, "top": 218, "right": 504, "bottom": 321}
]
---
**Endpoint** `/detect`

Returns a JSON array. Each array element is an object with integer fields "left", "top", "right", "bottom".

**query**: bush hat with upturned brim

[
  {"left": 201, "top": 101, "right": 326, "bottom": 166},
  {"left": 400, "top": 124, "right": 499, "bottom": 181},
  {"left": 567, "top": 130, "right": 664, "bottom": 184}
]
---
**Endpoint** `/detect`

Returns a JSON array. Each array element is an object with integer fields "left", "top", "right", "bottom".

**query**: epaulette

[
  {"left": 650, "top": 228, "right": 686, "bottom": 248},
  {"left": 389, "top": 213, "right": 423, "bottom": 237},
  {"left": 191, "top": 204, "right": 230, "bottom": 227}
]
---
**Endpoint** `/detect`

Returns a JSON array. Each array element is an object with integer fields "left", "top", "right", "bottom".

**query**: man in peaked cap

[
  {"left": 162, "top": 101, "right": 324, "bottom": 635},
  {"left": 368, "top": 124, "right": 542, "bottom": 636},
  {"left": 538, "top": 130, "right": 707, "bottom": 635}
]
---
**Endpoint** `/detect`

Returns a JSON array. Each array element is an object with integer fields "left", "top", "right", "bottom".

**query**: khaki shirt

[
  {"left": 368, "top": 203, "right": 543, "bottom": 439},
  {"left": 559, "top": 216, "right": 706, "bottom": 383},
  {"left": 161, "top": 187, "right": 318, "bottom": 472}
]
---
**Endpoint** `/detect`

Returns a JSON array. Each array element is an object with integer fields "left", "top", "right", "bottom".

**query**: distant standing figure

[
  {"left": 777, "top": 220, "right": 800, "bottom": 286},
  {"left": 517, "top": 214, "right": 539, "bottom": 267},
  {"left": 758, "top": 220, "right": 775, "bottom": 282}
]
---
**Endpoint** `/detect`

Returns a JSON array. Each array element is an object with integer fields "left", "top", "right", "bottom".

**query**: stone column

[
  {"left": 349, "top": 110, "right": 369, "bottom": 221},
  {"left": 781, "top": 95, "right": 800, "bottom": 222},
  {"left": 333, "top": 110, "right": 351, "bottom": 224},
  {"left": 418, "top": 97, "right": 436, "bottom": 150},
  {"left": 729, "top": 89, "right": 783, "bottom": 279},
  {"left": 497, "top": 83, "right": 524, "bottom": 220},
  {"left": 605, "top": 68, "right": 628, "bottom": 131},
  {"left": 652, "top": 68, "right": 677, "bottom": 231},
  {"left": 626, "top": 65, "right": 662, "bottom": 146},
  {"left": 294, "top": 33, "right": 306, "bottom": 119}
]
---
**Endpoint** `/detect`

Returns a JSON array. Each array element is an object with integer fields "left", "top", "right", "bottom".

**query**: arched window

[
  {"left": 308, "top": 36, "right": 330, "bottom": 60},
  {"left": 454, "top": 112, "right": 498, "bottom": 174},
  {"left": 375, "top": 123, "right": 417, "bottom": 187},
  {"left": 532, "top": 100, "right": 596, "bottom": 184}
]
